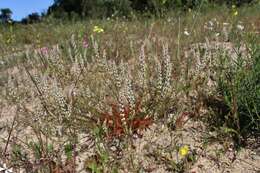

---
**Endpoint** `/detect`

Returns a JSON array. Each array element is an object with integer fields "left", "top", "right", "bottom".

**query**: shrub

[
  {"left": 48, "top": 0, "right": 133, "bottom": 18},
  {"left": 217, "top": 41, "right": 260, "bottom": 141},
  {"left": 46, "top": 0, "right": 257, "bottom": 19}
]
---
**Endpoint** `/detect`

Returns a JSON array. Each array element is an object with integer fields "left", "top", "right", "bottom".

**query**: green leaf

[{"left": 64, "top": 143, "right": 73, "bottom": 159}]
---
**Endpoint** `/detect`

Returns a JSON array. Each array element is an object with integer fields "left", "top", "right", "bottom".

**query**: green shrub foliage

[
  {"left": 217, "top": 43, "right": 260, "bottom": 138},
  {"left": 47, "top": 0, "right": 256, "bottom": 18}
]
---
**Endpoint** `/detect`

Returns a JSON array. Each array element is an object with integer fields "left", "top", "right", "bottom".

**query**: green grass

[{"left": 216, "top": 39, "right": 260, "bottom": 141}]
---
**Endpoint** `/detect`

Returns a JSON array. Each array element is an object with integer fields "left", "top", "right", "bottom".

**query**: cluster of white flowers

[
  {"left": 222, "top": 22, "right": 231, "bottom": 41},
  {"left": 155, "top": 56, "right": 163, "bottom": 91},
  {"left": 50, "top": 81, "right": 71, "bottom": 121},
  {"left": 138, "top": 44, "right": 147, "bottom": 89},
  {"left": 26, "top": 37, "right": 175, "bottom": 133},
  {"left": 108, "top": 60, "right": 122, "bottom": 89},
  {"left": 124, "top": 71, "right": 135, "bottom": 111},
  {"left": 93, "top": 39, "right": 100, "bottom": 60},
  {"left": 162, "top": 43, "right": 172, "bottom": 96},
  {"left": 119, "top": 89, "right": 127, "bottom": 127},
  {"left": 70, "top": 34, "right": 82, "bottom": 61}
]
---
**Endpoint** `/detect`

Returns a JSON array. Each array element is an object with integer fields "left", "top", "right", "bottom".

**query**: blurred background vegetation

[
  {"left": 46, "top": 0, "right": 258, "bottom": 19},
  {"left": 0, "top": 0, "right": 259, "bottom": 24},
  {"left": 0, "top": 0, "right": 259, "bottom": 54}
]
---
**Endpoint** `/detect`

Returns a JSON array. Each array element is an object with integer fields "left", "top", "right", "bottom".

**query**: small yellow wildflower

[
  {"left": 233, "top": 10, "right": 238, "bottom": 16},
  {"left": 179, "top": 145, "right": 189, "bottom": 157},
  {"left": 93, "top": 26, "right": 104, "bottom": 33}
]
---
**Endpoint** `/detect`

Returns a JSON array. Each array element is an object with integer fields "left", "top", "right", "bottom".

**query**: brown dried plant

[{"left": 100, "top": 97, "right": 152, "bottom": 138}]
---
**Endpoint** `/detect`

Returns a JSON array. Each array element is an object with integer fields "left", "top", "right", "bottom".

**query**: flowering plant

[
  {"left": 93, "top": 26, "right": 104, "bottom": 33},
  {"left": 179, "top": 145, "right": 189, "bottom": 157}
]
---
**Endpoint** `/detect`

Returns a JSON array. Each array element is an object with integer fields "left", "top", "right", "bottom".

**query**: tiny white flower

[
  {"left": 236, "top": 24, "right": 244, "bottom": 31},
  {"left": 184, "top": 30, "right": 190, "bottom": 36},
  {"left": 223, "top": 22, "right": 230, "bottom": 26},
  {"left": 215, "top": 33, "right": 220, "bottom": 37},
  {"left": 162, "top": 124, "right": 165, "bottom": 129},
  {"left": 209, "top": 20, "right": 214, "bottom": 27}
]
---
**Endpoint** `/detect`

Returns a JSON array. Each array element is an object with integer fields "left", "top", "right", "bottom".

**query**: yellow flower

[
  {"left": 179, "top": 145, "right": 189, "bottom": 157},
  {"left": 233, "top": 11, "right": 238, "bottom": 16},
  {"left": 93, "top": 26, "right": 104, "bottom": 33}
]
